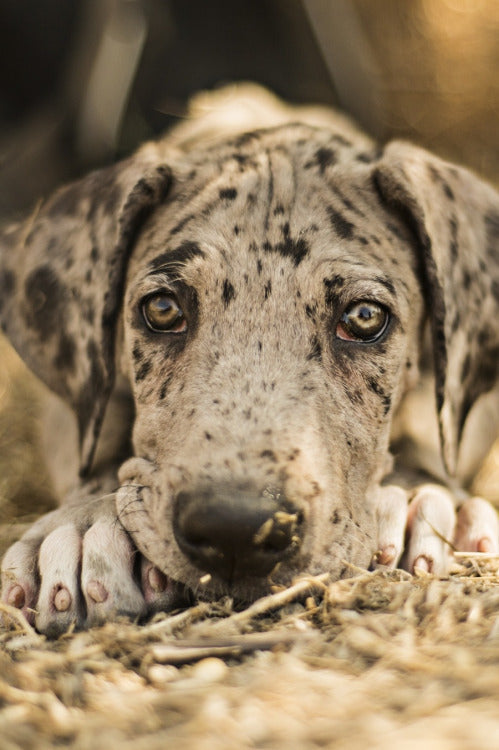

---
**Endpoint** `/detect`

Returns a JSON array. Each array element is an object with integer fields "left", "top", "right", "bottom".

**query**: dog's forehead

[{"left": 129, "top": 125, "right": 416, "bottom": 289}]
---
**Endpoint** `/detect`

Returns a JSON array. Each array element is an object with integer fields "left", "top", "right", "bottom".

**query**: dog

[{"left": 1, "top": 84, "right": 499, "bottom": 636}]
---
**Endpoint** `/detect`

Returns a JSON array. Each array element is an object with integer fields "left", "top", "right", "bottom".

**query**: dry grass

[{"left": 2, "top": 561, "right": 499, "bottom": 749}]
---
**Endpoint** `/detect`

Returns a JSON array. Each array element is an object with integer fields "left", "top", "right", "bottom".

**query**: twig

[{"left": 150, "top": 630, "right": 303, "bottom": 665}]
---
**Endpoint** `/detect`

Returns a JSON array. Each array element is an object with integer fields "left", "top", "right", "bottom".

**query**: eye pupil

[
  {"left": 337, "top": 301, "right": 388, "bottom": 342},
  {"left": 142, "top": 293, "right": 186, "bottom": 332}
]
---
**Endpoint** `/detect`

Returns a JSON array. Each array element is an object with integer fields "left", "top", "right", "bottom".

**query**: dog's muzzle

[{"left": 173, "top": 485, "right": 304, "bottom": 582}]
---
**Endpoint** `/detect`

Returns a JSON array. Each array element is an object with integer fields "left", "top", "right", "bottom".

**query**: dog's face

[
  {"left": 2, "top": 92, "right": 499, "bottom": 607},
  {"left": 117, "top": 125, "right": 424, "bottom": 598}
]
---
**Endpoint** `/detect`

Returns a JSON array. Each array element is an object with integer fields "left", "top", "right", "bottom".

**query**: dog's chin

[{"left": 170, "top": 557, "right": 310, "bottom": 607}]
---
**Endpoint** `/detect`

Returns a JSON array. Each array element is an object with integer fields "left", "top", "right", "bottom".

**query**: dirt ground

[
  {"left": 2, "top": 345, "right": 499, "bottom": 749},
  {"left": 2, "top": 561, "right": 499, "bottom": 749}
]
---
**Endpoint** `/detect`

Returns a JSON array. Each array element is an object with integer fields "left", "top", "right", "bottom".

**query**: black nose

[{"left": 173, "top": 486, "right": 303, "bottom": 581}]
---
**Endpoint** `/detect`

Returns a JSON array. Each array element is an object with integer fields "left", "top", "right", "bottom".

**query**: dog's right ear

[{"left": 0, "top": 146, "right": 171, "bottom": 475}]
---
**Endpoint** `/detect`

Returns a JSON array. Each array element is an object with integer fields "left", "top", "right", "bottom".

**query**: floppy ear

[
  {"left": 0, "top": 148, "right": 171, "bottom": 475},
  {"left": 374, "top": 142, "right": 499, "bottom": 476}
]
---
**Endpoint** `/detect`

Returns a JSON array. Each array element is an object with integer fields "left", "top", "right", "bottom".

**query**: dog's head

[{"left": 1, "top": 92, "right": 499, "bottom": 600}]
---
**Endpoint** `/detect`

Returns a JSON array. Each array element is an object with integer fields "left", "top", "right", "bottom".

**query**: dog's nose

[{"left": 173, "top": 486, "right": 303, "bottom": 581}]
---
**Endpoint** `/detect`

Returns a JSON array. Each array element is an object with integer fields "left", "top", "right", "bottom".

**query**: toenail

[
  {"left": 148, "top": 566, "right": 168, "bottom": 592},
  {"left": 413, "top": 555, "right": 432, "bottom": 573},
  {"left": 377, "top": 544, "right": 396, "bottom": 565},
  {"left": 87, "top": 580, "right": 108, "bottom": 603},
  {"left": 54, "top": 586, "right": 72, "bottom": 612},
  {"left": 478, "top": 537, "right": 494, "bottom": 553},
  {"left": 7, "top": 584, "right": 25, "bottom": 609}
]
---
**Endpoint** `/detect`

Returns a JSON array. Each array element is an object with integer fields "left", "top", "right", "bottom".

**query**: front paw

[
  {"left": 372, "top": 484, "right": 499, "bottom": 575},
  {"left": 1, "top": 495, "right": 187, "bottom": 636}
]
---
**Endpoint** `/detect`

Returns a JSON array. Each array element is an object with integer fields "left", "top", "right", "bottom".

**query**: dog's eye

[
  {"left": 336, "top": 301, "right": 389, "bottom": 342},
  {"left": 142, "top": 293, "right": 187, "bottom": 333}
]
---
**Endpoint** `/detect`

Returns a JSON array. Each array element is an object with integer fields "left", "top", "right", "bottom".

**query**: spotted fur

[{"left": 1, "top": 85, "right": 499, "bottom": 622}]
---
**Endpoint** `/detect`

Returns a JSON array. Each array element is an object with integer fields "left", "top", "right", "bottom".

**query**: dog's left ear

[
  {"left": 0, "top": 147, "right": 171, "bottom": 475},
  {"left": 374, "top": 142, "right": 499, "bottom": 476}
]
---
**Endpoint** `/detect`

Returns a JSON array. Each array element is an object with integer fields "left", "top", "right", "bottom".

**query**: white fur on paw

[
  {"left": 371, "top": 485, "right": 408, "bottom": 568},
  {"left": 455, "top": 496, "right": 499, "bottom": 553},
  {"left": 403, "top": 485, "right": 455, "bottom": 575},
  {"left": 81, "top": 520, "right": 146, "bottom": 626}
]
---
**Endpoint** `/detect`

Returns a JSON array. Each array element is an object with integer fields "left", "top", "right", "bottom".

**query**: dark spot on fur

[
  {"left": 491, "top": 279, "right": 499, "bottom": 301},
  {"left": 273, "top": 204, "right": 285, "bottom": 216},
  {"left": 314, "top": 147, "right": 336, "bottom": 173},
  {"left": 331, "top": 133, "right": 352, "bottom": 147},
  {"left": 222, "top": 279, "right": 236, "bottom": 307},
  {"left": 260, "top": 449, "right": 277, "bottom": 462},
  {"left": 449, "top": 216, "right": 459, "bottom": 260},
  {"left": 305, "top": 303, "right": 317, "bottom": 319},
  {"left": 478, "top": 329, "right": 491, "bottom": 346},
  {"left": 76, "top": 339, "right": 106, "bottom": 445},
  {"left": 231, "top": 153, "right": 248, "bottom": 167},
  {"left": 24, "top": 264, "right": 66, "bottom": 341},
  {"left": 323, "top": 275, "right": 345, "bottom": 306},
  {"left": 451, "top": 311, "right": 460, "bottom": 334},
  {"left": 374, "top": 275, "right": 397, "bottom": 297},
  {"left": 150, "top": 240, "right": 205, "bottom": 273},
  {"left": 264, "top": 235, "right": 309, "bottom": 266},
  {"left": 54, "top": 333, "right": 76, "bottom": 372},
  {"left": 367, "top": 377, "right": 391, "bottom": 415},
  {"left": 0, "top": 269, "right": 15, "bottom": 296},
  {"left": 205, "top": 432, "right": 212, "bottom": 441},
  {"left": 219, "top": 187, "right": 237, "bottom": 201},
  {"left": 355, "top": 151, "right": 377, "bottom": 164},
  {"left": 132, "top": 344, "right": 143, "bottom": 362},
  {"left": 327, "top": 206, "right": 355, "bottom": 240},
  {"left": 264, "top": 280, "right": 272, "bottom": 299},
  {"left": 307, "top": 336, "right": 322, "bottom": 361},
  {"left": 442, "top": 181, "right": 455, "bottom": 201},
  {"left": 63, "top": 253, "right": 74, "bottom": 271},
  {"left": 234, "top": 225, "right": 240, "bottom": 235},
  {"left": 171, "top": 213, "right": 195, "bottom": 235},
  {"left": 81, "top": 298, "right": 95, "bottom": 325},
  {"left": 135, "top": 358, "right": 152, "bottom": 382}
]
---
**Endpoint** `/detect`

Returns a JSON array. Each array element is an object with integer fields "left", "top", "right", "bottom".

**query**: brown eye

[
  {"left": 336, "top": 301, "right": 389, "bottom": 342},
  {"left": 142, "top": 293, "right": 187, "bottom": 333}
]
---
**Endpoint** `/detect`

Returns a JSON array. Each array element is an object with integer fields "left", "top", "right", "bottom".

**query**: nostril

[
  {"left": 253, "top": 510, "right": 302, "bottom": 553},
  {"left": 173, "top": 487, "right": 303, "bottom": 581}
]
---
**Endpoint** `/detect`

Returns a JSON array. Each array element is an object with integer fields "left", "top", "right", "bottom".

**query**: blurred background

[{"left": 0, "top": 0, "right": 498, "bottom": 531}]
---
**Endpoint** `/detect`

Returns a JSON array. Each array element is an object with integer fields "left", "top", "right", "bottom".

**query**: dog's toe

[
  {"left": 455, "top": 496, "right": 499, "bottom": 553},
  {"left": 403, "top": 485, "right": 456, "bottom": 575},
  {"left": 35, "top": 523, "right": 86, "bottom": 636},
  {"left": 81, "top": 519, "right": 146, "bottom": 627},
  {"left": 372, "top": 485, "right": 408, "bottom": 569},
  {"left": 1, "top": 538, "right": 40, "bottom": 626}
]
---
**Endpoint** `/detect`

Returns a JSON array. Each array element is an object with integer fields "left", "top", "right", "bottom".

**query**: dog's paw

[
  {"left": 1, "top": 495, "right": 186, "bottom": 636},
  {"left": 372, "top": 484, "right": 499, "bottom": 575}
]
